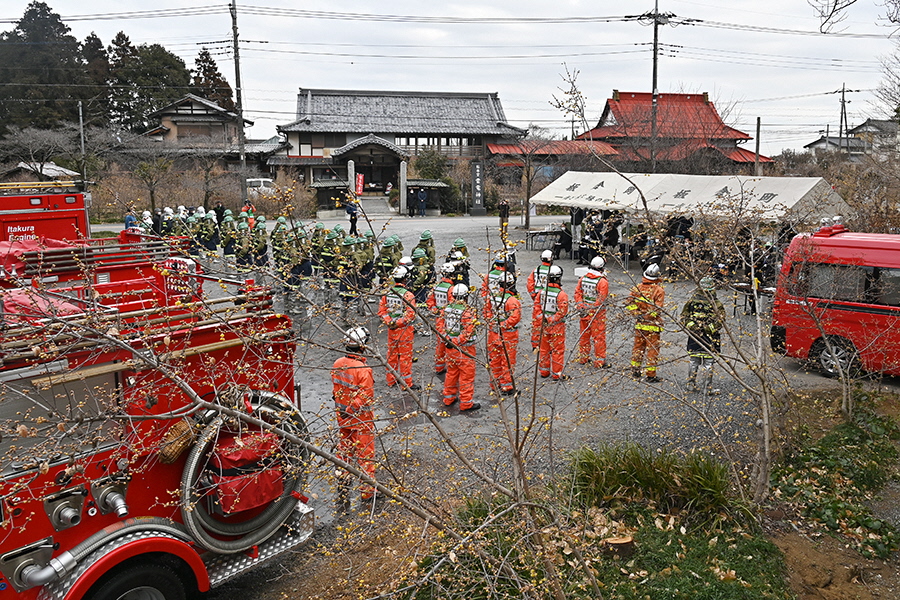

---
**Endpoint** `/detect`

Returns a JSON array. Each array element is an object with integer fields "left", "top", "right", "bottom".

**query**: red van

[{"left": 771, "top": 222, "right": 900, "bottom": 377}]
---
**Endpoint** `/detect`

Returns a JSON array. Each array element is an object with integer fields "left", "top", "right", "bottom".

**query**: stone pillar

[
  {"left": 399, "top": 161, "right": 408, "bottom": 215},
  {"left": 347, "top": 160, "right": 355, "bottom": 197}
]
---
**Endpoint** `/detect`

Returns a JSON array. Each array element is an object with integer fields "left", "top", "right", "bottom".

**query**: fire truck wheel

[
  {"left": 812, "top": 337, "right": 862, "bottom": 379},
  {"left": 86, "top": 562, "right": 188, "bottom": 600}
]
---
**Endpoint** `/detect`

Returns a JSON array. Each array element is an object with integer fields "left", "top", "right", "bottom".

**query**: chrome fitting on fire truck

[{"left": 91, "top": 478, "right": 130, "bottom": 518}]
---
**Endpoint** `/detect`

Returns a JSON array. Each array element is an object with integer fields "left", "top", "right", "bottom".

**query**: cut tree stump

[{"left": 600, "top": 535, "right": 635, "bottom": 557}]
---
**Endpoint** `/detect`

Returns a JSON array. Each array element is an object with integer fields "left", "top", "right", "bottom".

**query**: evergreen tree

[
  {"left": 191, "top": 48, "right": 234, "bottom": 111},
  {"left": 108, "top": 32, "right": 191, "bottom": 132},
  {"left": 81, "top": 32, "right": 111, "bottom": 127},
  {"left": 0, "top": 1, "right": 90, "bottom": 133}
]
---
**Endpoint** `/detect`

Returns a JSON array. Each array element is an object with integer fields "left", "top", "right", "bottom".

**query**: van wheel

[
  {"left": 812, "top": 337, "right": 861, "bottom": 379},
  {"left": 87, "top": 563, "right": 187, "bottom": 600}
]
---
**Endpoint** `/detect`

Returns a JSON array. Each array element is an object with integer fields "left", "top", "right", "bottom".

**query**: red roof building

[
  {"left": 486, "top": 139, "right": 617, "bottom": 166},
  {"left": 577, "top": 90, "right": 771, "bottom": 173}
]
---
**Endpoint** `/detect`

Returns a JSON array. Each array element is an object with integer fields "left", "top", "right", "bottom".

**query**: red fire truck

[
  {"left": 771, "top": 220, "right": 900, "bottom": 377},
  {"left": 0, "top": 182, "right": 90, "bottom": 243},
  {"left": 0, "top": 192, "right": 313, "bottom": 600}
]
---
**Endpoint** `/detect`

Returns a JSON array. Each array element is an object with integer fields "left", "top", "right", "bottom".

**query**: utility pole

[
  {"left": 645, "top": 1, "right": 672, "bottom": 173},
  {"left": 78, "top": 101, "right": 86, "bottom": 185},
  {"left": 230, "top": 1, "right": 248, "bottom": 204},
  {"left": 651, "top": 0, "right": 660, "bottom": 173},
  {"left": 754, "top": 117, "right": 761, "bottom": 176},
  {"left": 839, "top": 83, "right": 848, "bottom": 156}
]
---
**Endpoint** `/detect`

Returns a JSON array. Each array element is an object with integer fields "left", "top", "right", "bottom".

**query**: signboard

[
  {"left": 355, "top": 173, "right": 364, "bottom": 196},
  {"left": 471, "top": 162, "right": 485, "bottom": 215}
]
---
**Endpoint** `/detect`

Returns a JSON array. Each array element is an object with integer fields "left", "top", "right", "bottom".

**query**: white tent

[{"left": 529, "top": 172, "right": 849, "bottom": 222}]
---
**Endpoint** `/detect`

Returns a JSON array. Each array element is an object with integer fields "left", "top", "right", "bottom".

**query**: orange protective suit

[
  {"left": 482, "top": 287, "right": 521, "bottom": 393},
  {"left": 331, "top": 353, "right": 376, "bottom": 498},
  {"left": 426, "top": 277, "right": 455, "bottom": 373},
  {"left": 575, "top": 270, "right": 609, "bottom": 366},
  {"left": 378, "top": 285, "right": 416, "bottom": 386},
  {"left": 537, "top": 283, "right": 569, "bottom": 379},
  {"left": 626, "top": 277, "right": 665, "bottom": 377},
  {"left": 527, "top": 262, "right": 552, "bottom": 349},
  {"left": 437, "top": 300, "right": 477, "bottom": 409}
]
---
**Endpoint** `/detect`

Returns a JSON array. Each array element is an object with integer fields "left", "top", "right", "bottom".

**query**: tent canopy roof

[{"left": 529, "top": 172, "right": 849, "bottom": 221}]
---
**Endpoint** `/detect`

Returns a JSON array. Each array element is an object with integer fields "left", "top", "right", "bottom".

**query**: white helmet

[
  {"left": 540, "top": 250, "right": 553, "bottom": 262},
  {"left": 548, "top": 265, "right": 563, "bottom": 283},
  {"left": 590, "top": 256, "right": 606, "bottom": 271},
  {"left": 392, "top": 266, "right": 409, "bottom": 282},
  {"left": 195, "top": 207, "right": 206, "bottom": 216},
  {"left": 163, "top": 207, "right": 174, "bottom": 216},
  {"left": 141, "top": 210, "right": 151, "bottom": 219},
  {"left": 399, "top": 256, "right": 413, "bottom": 268},
  {"left": 451, "top": 283, "right": 469, "bottom": 301},
  {"left": 451, "top": 251, "right": 465, "bottom": 261},
  {"left": 440, "top": 262, "right": 456, "bottom": 275},
  {"left": 643, "top": 263, "right": 661, "bottom": 281},
  {"left": 344, "top": 326, "right": 370, "bottom": 349}
]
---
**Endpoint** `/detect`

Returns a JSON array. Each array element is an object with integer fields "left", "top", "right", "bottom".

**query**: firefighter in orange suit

[
  {"left": 575, "top": 255, "right": 610, "bottom": 367},
  {"left": 331, "top": 327, "right": 377, "bottom": 501},
  {"left": 426, "top": 262, "right": 457, "bottom": 374},
  {"left": 537, "top": 265, "right": 569, "bottom": 381},
  {"left": 483, "top": 270, "right": 521, "bottom": 395},
  {"left": 527, "top": 249, "right": 554, "bottom": 349},
  {"left": 438, "top": 283, "right": 480, "bottom": 412},
  {"left": 626, "top": 263, "right": 665, "bottom": 382},
  {"left": 378, "top": 266, "right": 420, "bottom": 390}
]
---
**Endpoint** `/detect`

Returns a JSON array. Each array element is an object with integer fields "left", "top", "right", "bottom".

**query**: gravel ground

[{"left": 98, "top": 212, "right": 898, "bottom": 598}]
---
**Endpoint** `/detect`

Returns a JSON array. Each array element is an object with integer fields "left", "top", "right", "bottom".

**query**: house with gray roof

[
  {"left": 847, "top": 118, "right": 899, "bottom": 154},
  {"left": 272, "top": 88, "right": 526, "bottom": 213}
]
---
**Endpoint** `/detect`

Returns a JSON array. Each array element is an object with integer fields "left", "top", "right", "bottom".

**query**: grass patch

[
  {"left": 772, "top": 401, "right": 900, "bottom": 558},
  {"left": 570, "top": 443, "right": 754, "bottom": 529},
  {"left": 403, "top": 445, "right": 789, "bottom": 600}
]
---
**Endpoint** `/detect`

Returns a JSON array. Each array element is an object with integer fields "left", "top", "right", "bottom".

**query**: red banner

[{"left": 355, "top": 173, "right": 364, "bottom": 196}]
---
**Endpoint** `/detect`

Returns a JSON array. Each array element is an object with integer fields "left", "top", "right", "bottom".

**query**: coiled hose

[{"left": 179, "top": 398, "right": 307, "bottom": 554}]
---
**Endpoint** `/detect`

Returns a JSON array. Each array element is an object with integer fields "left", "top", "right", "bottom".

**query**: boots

[{"left": 687, "top": 361, "right": 698, "bottom": 391}]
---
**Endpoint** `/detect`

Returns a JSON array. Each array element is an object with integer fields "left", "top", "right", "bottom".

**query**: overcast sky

[{"left": 3, "top": 0, "right": 897, "bottom": 156}]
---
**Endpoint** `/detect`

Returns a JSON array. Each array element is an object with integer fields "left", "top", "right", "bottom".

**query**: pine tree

[
  {"left": 191, "top": 48, "right": 234, "bottom": 111},
  {"left": 0, "top": 1, "right": 90, "bottom": 132},
  {"left": 82, "top": 32, "right": 111, "bottom": 127},
  {"left": 108, "top": 32, "right": 191, "bottom": 132}
]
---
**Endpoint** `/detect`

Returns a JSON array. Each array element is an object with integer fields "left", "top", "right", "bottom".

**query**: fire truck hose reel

[{"left": 180, "top": 406, "right": 305, "bottom": 554}]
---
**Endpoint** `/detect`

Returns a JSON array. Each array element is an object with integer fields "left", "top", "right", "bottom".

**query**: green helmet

[
  {"left": 364, "top": 230, "right": 374, "bottom": 239},
  {"left": 206, "top": 212, "right": 216, "bottom": 219},
  {"left": 342, "top": 236, "right": 355, "bottom": 246},
  {"left": 383, "top": 237, "right": 396, "bottom": 247},
  {"left": 412, "top": 247, "right": 426, "bottom": 259},
  {"left": 333, "top": 224, "right": 344, "bottom": 233},
  {"left": 389, "top": 234, "right": 400, "bottom": 243},
  {"left": 453, "top": 237, "right": 466, "bottom": 248},
  {"left": 315, "top": 222, "right": 325, "bottom": 230},
  {"left": 276, "top": 216, "right": 287, "bottom": 224},
  {"left": 326, "top": 230, "right": 339, "bottom": 240},
  {"left": 239, "top": 211, "right": 248, "bottom": 219},
  {"left": 420, "top": 230, "right": 432, "bottom": 241},
  {"left": 224, "top": 209, "right": 233, "bottom": 216},
  {"left": 187, "top": 216, "right": 197, "bottom": 223},
  {"left": 257, "top": 215, "right": 266, "bottom": 222},
  {"left": 238, "top": 221, "right": 249, "bottom": 230},
  {"left": 255, "top": 221, "right": 266, "bottom": 229},
  {"left": 223, "top": 215, "right": 234, "bottom": 223}
]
